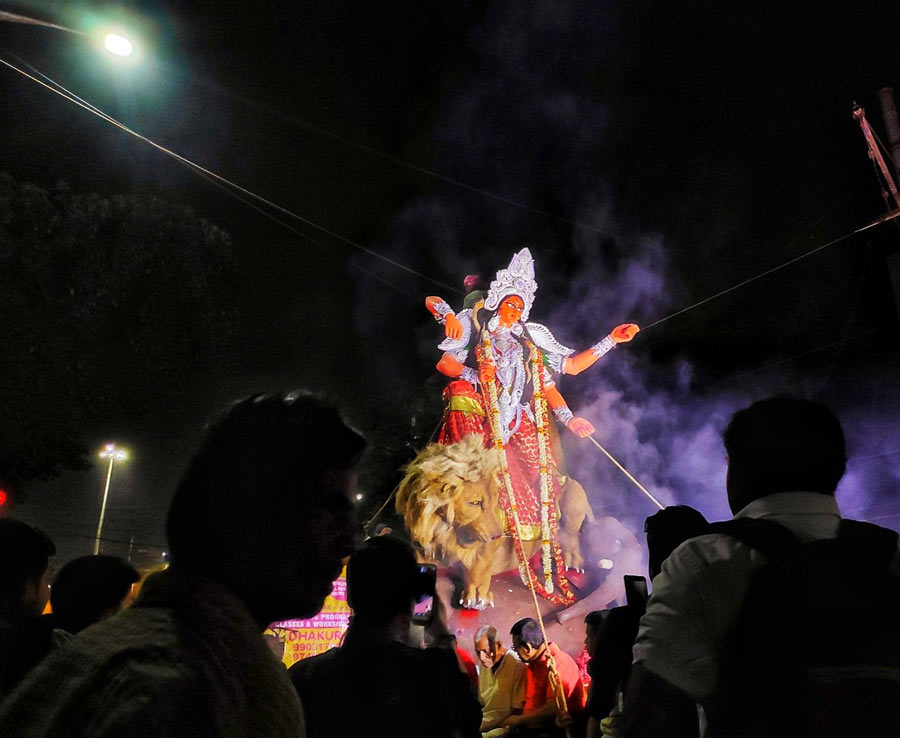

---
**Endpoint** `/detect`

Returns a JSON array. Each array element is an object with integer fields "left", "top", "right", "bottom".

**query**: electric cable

[
  {"left": 0, "top": 55, "right": 462, "bottom": 295},
  {"left": 641, "top": 222, "right": 878, "bottom": 332},
  {"left": 678, "top": 328, "right": 880, "bottom": 397},
  {"left": 186, "top": 70, "right": 672, "bottom": 253}
]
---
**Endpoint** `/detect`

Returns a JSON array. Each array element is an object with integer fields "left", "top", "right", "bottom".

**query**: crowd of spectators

[{"left": 0, "top": 393, "right": 897, "bottom": 738}]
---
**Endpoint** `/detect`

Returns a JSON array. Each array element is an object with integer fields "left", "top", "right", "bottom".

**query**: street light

[
  {"left": 0, "top": 10, "right": 139, "bottom": 62},
  {"left": 94, "top": 443, "right": 127, "bottom": 555},
  {"left": 103, "top": 33, "right": 133, "bottom": 57}
]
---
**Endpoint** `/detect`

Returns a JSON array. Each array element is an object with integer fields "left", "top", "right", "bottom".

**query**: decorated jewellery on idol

[
  {"left": 553, "top": 405, "right": 574, "bottom": 426},
  {"left": 590, "top": 335, "right": 616, "bottom": 358},
  {"left": 460, "top": 366, "right": 479, "bottom": 386},
  {"left": 438, "top": 309, "right": 474, "bottom": 360},
  {"left": 528, "top": 339, "right": 572, "bottom": 600},
  {"left": 433, "top": 299, "right": 455, "bottom": 322}
]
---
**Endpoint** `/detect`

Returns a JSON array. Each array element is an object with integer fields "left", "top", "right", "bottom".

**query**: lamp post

[{"left": 94, "top": 443, "right": 127, "bottom": 555}]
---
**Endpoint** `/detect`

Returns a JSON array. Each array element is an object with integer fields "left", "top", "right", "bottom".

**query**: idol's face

[{"left": 497, "top": 295, "right": 525, "bottom": 326}]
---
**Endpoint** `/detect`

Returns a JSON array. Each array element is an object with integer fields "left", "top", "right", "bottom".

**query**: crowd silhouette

[{"left": 1, "top": 394, "right": 898, "bottom": 737}]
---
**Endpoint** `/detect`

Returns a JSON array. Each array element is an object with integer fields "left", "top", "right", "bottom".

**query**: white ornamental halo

[{"left": 484, "top": 247, "right": 538, "bottom": 322}]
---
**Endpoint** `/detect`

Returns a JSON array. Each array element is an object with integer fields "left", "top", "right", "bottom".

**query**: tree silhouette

[{"left": 0, "top": 173, "right": 237, "bottom": 500}]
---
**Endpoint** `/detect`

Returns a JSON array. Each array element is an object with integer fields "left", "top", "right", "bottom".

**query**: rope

[
  {"left": 679, "top": 328, "right": 880, "bottom": 397},
  {"left": 585, "top": 436, "right": 664, "bottom": 509},
  {"left": 362, "top": 489, "right": 400, "bottom": 533},
  {"left": 0, "top": 55, "right": 462, "bottom": 296},
  {"left": 642, "top": 227, "right": 866, "bottom": 331},
  {"left": 479, "top": 336, "right": 570, "bottom": 720},
  {"left": 362, "top": 415, "right": 445, "bottom": 532}
]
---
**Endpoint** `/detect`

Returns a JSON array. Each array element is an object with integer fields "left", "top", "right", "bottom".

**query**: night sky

[{"left": 2, "top": 1, "right": 899, "bottom": 566}]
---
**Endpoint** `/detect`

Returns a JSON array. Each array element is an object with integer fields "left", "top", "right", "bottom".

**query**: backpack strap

[
  {"left": 707, "top": 517, "right": 898, "bottom": 566},
  {"left": 706, "top": 517, "right": 801, "bottom": 561},
  {"left": 837, "top": 519, "right": 900, "bottom": 564}
]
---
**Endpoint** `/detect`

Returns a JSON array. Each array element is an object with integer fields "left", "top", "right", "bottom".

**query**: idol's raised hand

[
  {"left": 444, "top": 313, "right": 463, "bottom": 340},
  {"left": 611, "top": 323, "right": 640, "bottom": 343}
]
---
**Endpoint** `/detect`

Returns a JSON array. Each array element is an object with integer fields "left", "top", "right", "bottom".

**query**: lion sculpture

[{"left": 396, "top": 435, "right": 595, "bottom": 609}]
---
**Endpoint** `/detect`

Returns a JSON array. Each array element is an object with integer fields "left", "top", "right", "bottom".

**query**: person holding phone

[{"left": 288, "top": 537, "right": 481, "bottom": 738}]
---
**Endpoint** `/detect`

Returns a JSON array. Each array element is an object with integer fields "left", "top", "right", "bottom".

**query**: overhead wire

[
  {"left": 6, "top": 35, "right": 896, "bottom": 548},
  {"left": 678, "top": 328, "right": 880, "bottom": 397},
  {"left": 181, "top": 163, "right": 415, "bottom": 298},
  {"left": 848, "top": 447, "right": 900, "bottom": 462},
  {"left": 640, "top": 221, "right": 879, "bottom": 332},
  {"left": 48, "top": 531, "right": 166, "bottom": 549},
  {"left": 3, "top": 11, "right": 666, "bottom": 257},
  {"left": 2, "top": 55, "right": 895, "bottom": 349},
  {"left": 0, "top": 54, "right": 461, "bottom": 295},
  {"left": 185, "top": 70, "right": 673, "bottom": 254},
  {"left": 634, "top": 185, "right": 865, "bottom": 364}
]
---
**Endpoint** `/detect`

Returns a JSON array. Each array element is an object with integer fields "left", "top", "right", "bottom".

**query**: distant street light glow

[
  {"left": 100, "top": 443, "right": 127, "bottom": 462},
  {"left": 104, "top": 33, "right": 133, "bottom": 56}
]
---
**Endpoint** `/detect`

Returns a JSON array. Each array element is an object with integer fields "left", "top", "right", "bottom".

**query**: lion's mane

[{"left": 395, "top": 435, "right": 501, "bottom": 568}]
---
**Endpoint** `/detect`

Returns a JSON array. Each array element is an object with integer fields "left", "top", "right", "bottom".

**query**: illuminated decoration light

[
  {"left": 354, "top": 493, "right": 364, "bottom": 501},
  {"left": 0, "top": 489, "right": 7, "bottom": 506},
  {"left": 103, "top": 33, "right": 133, "bottom": 57}
]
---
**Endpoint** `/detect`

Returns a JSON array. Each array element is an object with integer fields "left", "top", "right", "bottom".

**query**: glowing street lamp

[
  {"left": 103, "top": 33, "right": 133, "bottom": 57},
  {"left": 94, "top": 443, "right": 127, "bottom": 555},
  {"left": 0, "top": 11, "right": 139, "bottom": 63}
]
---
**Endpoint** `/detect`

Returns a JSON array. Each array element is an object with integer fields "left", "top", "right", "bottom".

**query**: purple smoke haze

[{"left": 352, "top": 3, "right": 900, "bottom": 543}]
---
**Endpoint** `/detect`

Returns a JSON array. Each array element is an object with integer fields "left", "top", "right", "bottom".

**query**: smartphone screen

[
  {"left": 624, "top": 574, "right": 649, "bottom": 611},
  {"left": 412, "top": 564, "right": 436, "bottom": 625}
]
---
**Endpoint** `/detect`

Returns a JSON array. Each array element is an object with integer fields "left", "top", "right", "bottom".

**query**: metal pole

[
  {"left": 853, "top": 103, "right": 900, "bottom": 211},
  {"left": 878, "top": 88, "right": 900, "bottom": 177},
  {"left": 0, "top": 11, "right": 84, "bottom": 35},
  {"left": 94, "top": 455, "right": 116, "bottom": 555}
]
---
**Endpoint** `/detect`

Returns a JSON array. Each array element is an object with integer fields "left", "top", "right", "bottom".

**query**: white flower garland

[{"left": 529, "top": 343, "right": 554, "bottom": 593}]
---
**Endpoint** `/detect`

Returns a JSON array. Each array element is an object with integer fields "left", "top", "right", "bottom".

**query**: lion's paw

[
  {"left": 563, "top": 549, "right": 585, "bottom": 572},
  {"left": 460, "top": 597, "right": 488, "bottom": 610}
]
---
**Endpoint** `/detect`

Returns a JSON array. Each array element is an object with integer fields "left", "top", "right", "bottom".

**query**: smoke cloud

[{"left": 353, "top": 2, "right": 899, "bottom": 537}]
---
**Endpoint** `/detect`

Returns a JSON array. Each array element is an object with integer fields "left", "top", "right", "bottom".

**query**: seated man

[
  {"left": 474, "top": 624, "right": 526, "bottom": 735},
  {"left": 501, "top": 618, "right": 585, "bottom": 735},
  {"left": 289, "top": 536, "right": 481, "bottom": 738}
]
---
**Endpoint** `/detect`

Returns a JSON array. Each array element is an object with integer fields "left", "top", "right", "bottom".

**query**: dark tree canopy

[{"left": 0, "top": 173, "right": 237, "bottom": 498}]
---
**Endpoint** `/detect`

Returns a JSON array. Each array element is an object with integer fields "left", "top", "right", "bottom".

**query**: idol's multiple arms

[{"left": 427, "top": 297, "right": 640, "bottom": 437}]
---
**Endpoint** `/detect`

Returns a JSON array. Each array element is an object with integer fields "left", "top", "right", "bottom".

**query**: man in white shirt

[
  {"left": 624, "top": 397, "right": 900, "bottom": 738},
  {"left": 474, "top": 624, "right": 526, "bottom": 735}
]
